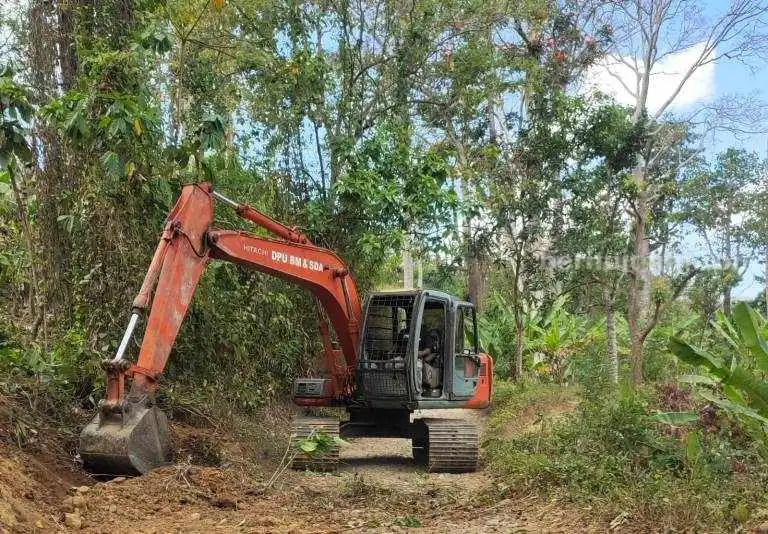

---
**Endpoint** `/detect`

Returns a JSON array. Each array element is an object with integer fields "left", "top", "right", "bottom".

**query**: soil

[{"left": 0, "top": 406, "right": 594, "bottom": 533}]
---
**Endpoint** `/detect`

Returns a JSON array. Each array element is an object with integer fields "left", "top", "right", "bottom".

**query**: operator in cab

[{"left": 418, "top": 327, "right": 443, "bottom": 397}]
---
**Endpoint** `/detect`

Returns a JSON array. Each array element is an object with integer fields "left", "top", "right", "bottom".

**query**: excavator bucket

[{"left": 79, "top": 405, "right": 170, "bottom": 476}]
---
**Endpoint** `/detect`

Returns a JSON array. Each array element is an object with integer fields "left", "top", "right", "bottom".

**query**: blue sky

[{"left": 710, "top": 59, "right": 768, "bottom": 154}]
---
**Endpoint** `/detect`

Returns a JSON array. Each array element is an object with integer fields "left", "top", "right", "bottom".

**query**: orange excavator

[{"left": 79, "top": 183, "right": 493, "bottom": 475}]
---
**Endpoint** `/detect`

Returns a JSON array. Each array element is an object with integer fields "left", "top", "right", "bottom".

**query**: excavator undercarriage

[
  {"left": 289, "top": 413, "right": 480, "bottom": 473},
  {"left": 78, "top": 184, "right": 492, "bottom": 476}
]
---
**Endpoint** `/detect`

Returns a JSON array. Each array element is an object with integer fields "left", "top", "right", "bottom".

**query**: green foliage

[
  {"left": 41, "top": 49, "right": 161, "bottom": 185},
  {"left": 318, "top": 123, "right": 457, "bottom": 286},
  {"left": 643, "top": 299, "right": 698, "bottom": 382},
  {"left": 487, "top": 387, "right": 768, "bottom": 529},
  {"left": 0, "top": 65, "right": 33, "bottom": 168},
  {"left": 487, "top": 380, "right": 579, "bottom": 435},
  {"left": 0, "top": 321, "right": 101, "bottom": 399},
  {"left": 688, "top": 269, "right": 733, "bottom": 325},
  {"left": 295, "top": 431, "right": 345, "bottom": 455},
  {"left": 479, "top": 292, "right": 606, "bottom": 385},
  {"left": 678, "top": 149, "right": 761, "bottom": 300},
  {"left": 392, "top": 516, "right": 421, "bottom": 528},
  {"left": 477, "top": 293, "right": 517, "bottom": 377},
  {"left": 669, "top": 302, "right": 768, "bottom": 457}
]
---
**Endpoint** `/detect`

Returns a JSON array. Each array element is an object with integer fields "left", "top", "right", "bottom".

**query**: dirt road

[{"left": 0, "top": 407, "right": 588, "bottom": 533}]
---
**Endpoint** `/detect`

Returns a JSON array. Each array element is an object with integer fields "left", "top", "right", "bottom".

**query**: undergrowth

[
  {"left": 485, "top": 382, "right": 768, "bottom": 530},
  {"left": 487, "top": 379, "right": 579, "bottom": 435}
]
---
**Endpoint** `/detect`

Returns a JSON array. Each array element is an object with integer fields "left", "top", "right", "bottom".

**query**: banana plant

[
  {"left": 666, "top": 302, "right": 768, "bottom": 456},
  {"left": 477, "top": 292, "right": 593, "bottom": 382}
]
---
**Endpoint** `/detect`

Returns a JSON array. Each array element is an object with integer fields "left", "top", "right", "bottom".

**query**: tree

[
  {"left": 557, "top": 100, "right": 644, "bottom": 383},
  {"left": 414, "top": 0, "right": 610, "bottom": 380},
  {"left": 680, "top": 148, "right": 761, "bottom": 317},
  {"left": 746, "top": 154, "right": 768, "bottom": 314},
  {"left": 597, "top": 0, "right": 768, "bottom": 386},
  {"left": 0, "top": 65, "right": 37, "bottom": 321}
]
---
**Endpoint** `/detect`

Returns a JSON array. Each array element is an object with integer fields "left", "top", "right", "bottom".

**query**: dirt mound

[
  {"left": 0, "top": 442, "right": 90, "bottom": 532},
  {"left": 0, "top": 391, "right": 92, "bottom": 532}
]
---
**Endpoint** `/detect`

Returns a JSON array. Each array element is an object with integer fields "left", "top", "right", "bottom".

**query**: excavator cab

[
  {"left": 293, "top": 289, "right": 492, "bottom": 472},
  {"left": 356, "top": 290, "right": 490, "bottom": 410}
]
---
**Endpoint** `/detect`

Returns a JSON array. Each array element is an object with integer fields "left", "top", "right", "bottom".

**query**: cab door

[{"left": 451, "top": 304, "right": 480, "bottom": 399}]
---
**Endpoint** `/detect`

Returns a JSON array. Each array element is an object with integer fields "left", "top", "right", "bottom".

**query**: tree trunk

[
  {"left": 514, "top": 305, "right": 524, "bottom": 382},
  {"left": 416, "top": 259, "right": 423, "bottom": 288},
  {"left": 723, "top": 284, "right": 733, "bottom": 318},
  {"left": 604, "top": 286, "right": 619, "bottom": 384},
  {"left": 467, "top": 252, "right": 489, "bottom": 312},
  {"left": 627, "top": 165, "right": 650, "bottom": 387},
  {"left": 8, "top": 167, "right": 39, "bottom": 318},
  {"left": 402, "top": 233, "right": 413, "bottom": 289},
  {"left": 56, "top": 0, "right": 78, "bottom": 90},
  {"left": 512, "top": 256, "right": 524, "bottom": 382},
  {"left": 764, "top": 250, "right": 768, "bottom": 314},
  {"left": 27, "top": 0, "right": 77, "bottom": 317},
  {"left": 723, "top": 236, "right": 733, "bottom": 317}
]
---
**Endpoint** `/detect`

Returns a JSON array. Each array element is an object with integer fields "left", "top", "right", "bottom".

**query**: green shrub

[
  {"left": 669, "top": 302, "right": 768, "bottom": 458},
  {"left": 486, "top": 388, "right": 768, "bottom": 529}
]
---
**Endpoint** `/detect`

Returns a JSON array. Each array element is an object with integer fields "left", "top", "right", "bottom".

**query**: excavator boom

[{"left": 80, "top": 183, "right": 361, "bottom": 475}]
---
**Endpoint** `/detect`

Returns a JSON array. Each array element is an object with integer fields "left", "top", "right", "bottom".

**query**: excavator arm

[{"left": 80, "top": 183, "right": 361, "bottom": 475}]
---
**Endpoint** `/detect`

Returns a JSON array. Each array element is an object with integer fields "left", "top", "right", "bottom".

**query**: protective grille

[
  {"left": 358, "top": 365, "right": 408, "bottom": 397},
  {"left": 358, "top": 294, "right": 415, "bottom": 398}
]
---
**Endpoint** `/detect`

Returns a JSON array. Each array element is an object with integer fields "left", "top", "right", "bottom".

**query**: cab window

[{"left": 454, "top": 306, "right": 479, "bottom": 378}]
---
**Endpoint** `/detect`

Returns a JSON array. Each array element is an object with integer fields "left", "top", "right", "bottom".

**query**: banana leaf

[
  {"left": 651, "top": 411, "right": 699, "bottom": 426},
  {"left": 668, "top": 337, "right": 726, "bottom": 378},
  {"left": 732, "top": 302, "right": 768, "bottom": 374},
  {"left": 723, "top": 366, "right": 768, "bottom": 417},
  {"left": 698, "top": 389, "right": 768, "bottom": 426},
  {"left": 679, "top": 374, "right": 719, "bottom": 386}
]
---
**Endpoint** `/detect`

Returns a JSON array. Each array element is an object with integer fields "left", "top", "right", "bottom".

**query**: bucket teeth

[{"left": 79, "top": 404, "right": 170, "bottom": 476}]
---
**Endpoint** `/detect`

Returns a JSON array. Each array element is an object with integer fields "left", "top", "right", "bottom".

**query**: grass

[
  {"left": 484, "top": 380, "right": 768, "bottom": 531},
  {"left": 486, "top": 379, "right": 579, "bottom": 437}
]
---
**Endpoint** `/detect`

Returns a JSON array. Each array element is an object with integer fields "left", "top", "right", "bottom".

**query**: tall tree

[
  {"left": 598, "top": 0, "right": 768, "bottom": 386},
  {"left": 680, "top": 148, "right": 761, "bottom": 316}
]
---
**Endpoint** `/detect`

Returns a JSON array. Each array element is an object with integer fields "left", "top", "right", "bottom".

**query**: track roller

[{"left": 289, "top": 416, "right": 341, "bottom": 471}]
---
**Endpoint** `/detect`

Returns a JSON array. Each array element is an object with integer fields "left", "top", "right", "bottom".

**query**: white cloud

[{"left": 584, "top": 42, "right": 716, "bottom": 115}]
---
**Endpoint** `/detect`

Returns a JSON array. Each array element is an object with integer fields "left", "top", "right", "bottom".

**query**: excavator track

[
  {"left": 289, "top": 416, "right": 341, "bottom": 471},
  {"left": 419, "top": 418, "right": 479, "bottom": 473}
]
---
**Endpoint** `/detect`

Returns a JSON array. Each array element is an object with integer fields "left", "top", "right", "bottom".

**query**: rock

[
  {"left": 73, "top": 495, "right": 87, "bottom": 509},
  {"left": 75, "top": 486, "right": 90, "bottom": 494},
  {"left": 189, "top": 512, "right": 201, "bottom": 521},
  {"left": 63, "top": 494, "right": 87, "bottom": 512},
  {"left": 34, "top": 519, "right": 44, "bottom": 529},
  {"left": 110, "top": 477, "right": 126, "bottom": 484},
  {"left": 108, "top": 505, "right": 118, "bottom": 513},
  {"left": 64, "top": 512, "right": 82, "bottom": 530}
]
